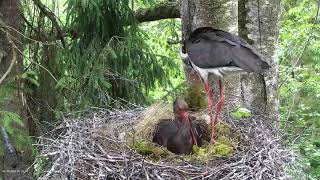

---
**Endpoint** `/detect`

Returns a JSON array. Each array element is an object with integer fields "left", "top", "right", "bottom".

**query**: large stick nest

[{"left": 35, "top": 103, "right": 298, "bottom": 180}]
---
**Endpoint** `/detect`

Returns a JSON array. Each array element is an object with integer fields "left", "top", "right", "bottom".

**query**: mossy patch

[
  {"left": 130, "top": 120, "right": 240, "bottom": 163},
  {"left": 190, "top": 123, "right": 239, "bottom": 162},
  {"left": 129, "top": 140, "right": 171, "bottom": 161},
  {"left": 184, "top": 83, "right": 207, "bottom": 111},
  {"left": 216, "top": 122, "right": 232, "bottom": 136},
  {"left": 129, "top": 103, "right": 240, "bottom": 163}
]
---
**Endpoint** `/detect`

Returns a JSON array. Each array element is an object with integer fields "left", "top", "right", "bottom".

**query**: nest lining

[{"left": 35, "top": 104, "right": 298, "bottom": 180}]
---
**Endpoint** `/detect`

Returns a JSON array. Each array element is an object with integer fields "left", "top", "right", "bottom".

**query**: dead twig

[{"left": 0, "top": 18, "right": 17, "bottom": 85}]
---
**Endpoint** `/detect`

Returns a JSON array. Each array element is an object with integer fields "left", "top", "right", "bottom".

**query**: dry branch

[
  {"left": 0, "top": 18, "right": 17, "bottom": 85},
  {"left": 32, "top": 0, "right": 66, "bottom": 47}
]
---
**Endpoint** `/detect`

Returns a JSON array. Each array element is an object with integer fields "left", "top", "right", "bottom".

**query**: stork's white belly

[
  {"left": 180, "top": 51, "right": 246, "bottom": 81},
  {"left": 190, "top": 61, "right": 245, "bottom": 81}
]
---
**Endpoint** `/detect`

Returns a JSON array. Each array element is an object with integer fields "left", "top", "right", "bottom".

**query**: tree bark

[
  {"left": 238, "top": 0, "right": 281, "bottom": 120},
  {"left": 135, "top": 1, "right": 180, "bottom": 23},
  {"left": 181, "top": 0, "right": 242, "bottom": 113},
  {"left": 0, "top": 0, "right": 33, "bottom": 179},
  {"left": 37, "top": 45, "right": 58, "bottom": 127}
]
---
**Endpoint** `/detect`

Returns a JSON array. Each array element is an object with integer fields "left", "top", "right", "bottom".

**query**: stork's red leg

[
  {"left": 213, "top": 79, "right": 224, "bottom": 127},
  {"left": 204, "top": 82, "right": 216, "bottom": 143},
  {"left": 204, "top": 82, "right": 214, "bottom": 112}
]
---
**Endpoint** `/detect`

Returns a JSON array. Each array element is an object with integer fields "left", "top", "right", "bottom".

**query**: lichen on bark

[{"left": 239, "top": 0, "right": 281, "bottom": 120}]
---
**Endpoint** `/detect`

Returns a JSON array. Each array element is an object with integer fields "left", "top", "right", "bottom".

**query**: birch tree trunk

[
  {"left": 181, "top": 0, "right": 242, "bottom": 114},
  {"left": 238, "top": 0, "right": 281, "bottom": 121}
]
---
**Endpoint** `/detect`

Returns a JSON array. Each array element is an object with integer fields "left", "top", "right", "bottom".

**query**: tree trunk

[
  {"left": 238, "top": 0, "right": 280, "bottom": 120},
  {"left": 0, "top": 0, "right": 33, "bottom": 179},
  {"left": 181, "top": 0, "right": 242, "bottom": 113},
  {"left": 36, "top": 45, "right": 58, "bottom": 130}
]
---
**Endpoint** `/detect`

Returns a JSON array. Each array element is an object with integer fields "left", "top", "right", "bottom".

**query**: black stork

[
  {"left": 181, "top": 27, "right": 270, "bottom": 143},
  {"left": 152, "top": 99, "right": 202, "bottom": 154}
]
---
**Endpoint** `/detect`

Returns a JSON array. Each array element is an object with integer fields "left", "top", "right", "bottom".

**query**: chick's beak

[{"left": 179, "top": 111, "right": 189, "bottom": 121}]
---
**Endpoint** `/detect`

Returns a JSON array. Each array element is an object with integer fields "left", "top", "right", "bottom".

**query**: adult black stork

[
  {"left": 181, "top": 27, "right": 270, "bottom": 143},
  {"left": 153, "top": 99, "right": 202, "bottom": 154}
]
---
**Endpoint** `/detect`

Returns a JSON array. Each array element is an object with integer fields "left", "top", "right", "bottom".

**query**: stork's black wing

[{"left": 184, "top": 27, "right": 270, "bottom": 72}]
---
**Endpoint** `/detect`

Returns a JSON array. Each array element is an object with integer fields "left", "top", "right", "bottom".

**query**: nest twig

[{"left": 35, "top": 105, "right": 300, "bottom": 180}]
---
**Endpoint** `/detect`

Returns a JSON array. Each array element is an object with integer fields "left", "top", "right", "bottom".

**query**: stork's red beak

[
  {"left": 179, "top": 111, "right": 189, "bottom": 122},
  {"left": 178, "top": 110, "right": 198, "bottom": 146}
]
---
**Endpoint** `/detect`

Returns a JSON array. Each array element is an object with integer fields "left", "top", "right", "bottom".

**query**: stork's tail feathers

[{"left": 261, "top": 61, "right": 271, "bottom": 70}]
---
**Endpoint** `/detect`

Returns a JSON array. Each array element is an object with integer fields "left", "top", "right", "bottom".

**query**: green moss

[
  {"left": 190, "top": 122, "right": 240, "bottom": 162},
  {"left": 184, "top": 83, "right": 207, "bottom": 111},
  {"left": 129, "top": 121, "right": 240, "bottom": 163},
  {"left": 216, "top": 136, "right": 233, "bottom": 147},
  {"left": 216, "top": 122, "right": 232, "bottom": 136},
  {"left": 130, "top": 140, "right": 170, "bottom": 160},
  {"left": 209, "top": 143, "right": 233, "bottom": 157},
  {"left": 191, "top": 140, "right": 235, "bottom": 162}
]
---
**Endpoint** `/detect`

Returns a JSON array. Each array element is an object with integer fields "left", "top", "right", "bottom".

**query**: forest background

[{"left": 0, "top": 0, "right": 319, "bottom": 178}]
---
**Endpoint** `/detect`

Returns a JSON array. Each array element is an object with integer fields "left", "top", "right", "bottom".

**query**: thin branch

[
  {"left": 32, "top": 0, "right": 66, "bottom": 47},
  {"left": 0, "top": 19, "right": 17, "bottom": 85}
]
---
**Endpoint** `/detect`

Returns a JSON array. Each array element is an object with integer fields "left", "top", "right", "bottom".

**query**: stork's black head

[
  {"left": 190, "top": 27, "right": 214, "bottom": 37},
  {"left": 187, "top": 27, "right": 216, "bottom": 41},
  {"left": 183, "top": 27, "right": 215, "bottom": 53}
]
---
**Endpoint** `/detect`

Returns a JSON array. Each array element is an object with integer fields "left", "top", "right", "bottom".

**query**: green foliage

[
  {"left": 33, "top": 157, "right": 50, "bottom": 178},
  {"left": 0, "top": 111, "right": 24, "bottom": 131},
  {"left": 21, "top": 70, "right": 40, "bottom": 87},
  {"left": 279, "top": 0, "right": 320, "bottom": 178},
  {"left": 231, "top": 107, "right": 252, "bottom": 119},
  {"left": 21, "top": 0, "right": 182, "bottom": 115},
  {"left": 0, "top": 111, "right": 32, "bottom": 155},
  {"left": 0, "top": 80, "right": 33, "bottom": 159},
  {"left": 141, "top": 19, "right": 185, "bottom": 102},
  {"left": 51, "top": 0, "right": 178, "bottom": 110},
  {"left": 0, "top": 85, "right": 14, "bottom": 106}
]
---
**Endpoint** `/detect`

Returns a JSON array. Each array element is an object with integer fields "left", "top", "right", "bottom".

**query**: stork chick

[{"left": 153, "top": 99, "right": 202, "bottom": 154}]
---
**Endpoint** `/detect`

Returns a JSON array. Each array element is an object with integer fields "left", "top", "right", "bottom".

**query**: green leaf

[
  {"left": 0, "top": 111, "right": 24, "bottom": 135},
  {"left": 231, "top": 107, "right": 252, "bottom": 120},
  {"left": 21, "top": 71, "right": 40, "bottom": 87}
]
